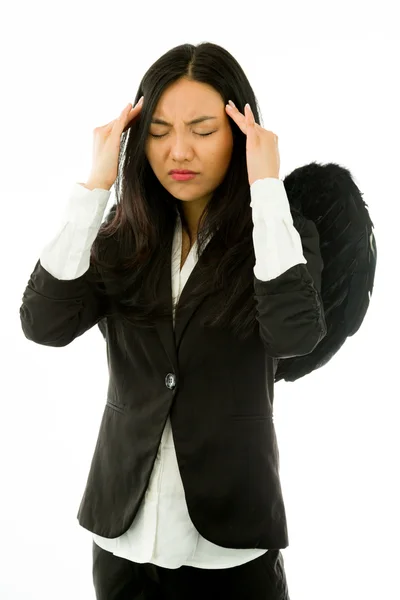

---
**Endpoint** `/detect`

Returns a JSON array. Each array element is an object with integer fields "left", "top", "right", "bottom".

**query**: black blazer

[{"left": 20, "top": 211, "right": 327, "bottom": 550}]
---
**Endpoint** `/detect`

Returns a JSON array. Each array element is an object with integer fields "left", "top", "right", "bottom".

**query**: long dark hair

[{"left": 88, "top": 42, "right": 266, "bottom": 342}]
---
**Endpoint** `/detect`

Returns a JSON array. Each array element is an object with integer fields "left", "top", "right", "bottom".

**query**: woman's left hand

[{"left": 225, "top": 101, "right": 280, "bottom": 186}]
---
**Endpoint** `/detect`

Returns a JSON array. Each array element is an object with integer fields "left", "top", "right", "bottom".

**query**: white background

[{"left": 2, "top": 0, "right": 399, "bottom": 598}]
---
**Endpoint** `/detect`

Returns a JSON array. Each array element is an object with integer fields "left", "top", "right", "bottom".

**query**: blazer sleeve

[
  {"left": 253, "top": 207, "right": 327, "bottom": 359},
  {"left": 19, "top": 184, "right": 111, "bottom": 347},
  {"left": 19, "top": 259, "right": 110, "bottom": 347}
]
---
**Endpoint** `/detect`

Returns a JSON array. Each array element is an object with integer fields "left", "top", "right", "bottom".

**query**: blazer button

[{"left": 165, "top": 373, "right": 176, "bottom": 389}]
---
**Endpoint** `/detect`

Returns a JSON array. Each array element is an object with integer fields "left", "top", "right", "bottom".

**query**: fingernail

[
  {"left": 137, "top": 96, "right": 144, "bottom": 105},
  {"left": 228, "top": 100, "right": 236, "bottom": 108}
]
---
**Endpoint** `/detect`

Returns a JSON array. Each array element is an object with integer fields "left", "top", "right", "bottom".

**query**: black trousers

[{"left": 92, "top": 540, "right": 290, "bottom": 600}]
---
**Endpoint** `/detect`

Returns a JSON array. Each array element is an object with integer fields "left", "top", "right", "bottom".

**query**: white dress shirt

[{"left": 39, "top": 177, "right": 307, "bottom": 569}]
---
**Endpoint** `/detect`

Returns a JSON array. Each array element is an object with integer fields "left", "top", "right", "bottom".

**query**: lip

[
  {"left": 170, "top": 172, "right": 197, "bottom": 181},
  {"left": 169, "top": 170, "right": 197, "bottom": 174}
]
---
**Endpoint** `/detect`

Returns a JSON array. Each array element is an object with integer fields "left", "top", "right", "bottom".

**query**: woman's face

[{"left": 145, "top": 78, "right": 234, "bottom": 222}]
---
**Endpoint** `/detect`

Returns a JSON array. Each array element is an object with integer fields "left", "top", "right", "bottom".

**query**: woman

[{"left": 20, "top": 41, "right": 373, "bottom": 599}]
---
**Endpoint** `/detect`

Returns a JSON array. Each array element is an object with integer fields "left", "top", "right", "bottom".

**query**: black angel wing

[{"left": 275, "top": 161, "right": 377, "bottom": 383}]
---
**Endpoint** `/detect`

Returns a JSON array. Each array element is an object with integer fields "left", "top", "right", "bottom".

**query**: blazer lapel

[{"left": 153, "top": 221, "right": 218, "bottom": 364}]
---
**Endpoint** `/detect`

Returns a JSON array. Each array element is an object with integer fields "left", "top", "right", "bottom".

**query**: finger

[
  {"left": 121, "top": 99, "right": 144, "bottom": 133},
  {"left": 244, "top": 103, "right": 255, "bottom": 127},
  {"left": 226, "top": 103, "right": 245, "bottom": 121},
  {"left": 226, "top": 104, "right": 247, "bottom": 134}
]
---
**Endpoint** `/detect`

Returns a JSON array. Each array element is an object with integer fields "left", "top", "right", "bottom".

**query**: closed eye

[{"left": 149, "top": 132, "right": 215, "bottom": 138}]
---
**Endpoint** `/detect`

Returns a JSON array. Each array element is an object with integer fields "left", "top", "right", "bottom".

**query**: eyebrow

[{"left": 150, "top": 116, "right": 218, "bottom": 126}]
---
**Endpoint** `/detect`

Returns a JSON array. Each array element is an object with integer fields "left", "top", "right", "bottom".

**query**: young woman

[{"left": 20, "top": 41, "right": 376, "bottom": 600}]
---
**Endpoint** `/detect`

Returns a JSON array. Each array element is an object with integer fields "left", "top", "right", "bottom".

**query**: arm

[
  {"left": 250, "top": 177, "right": 327, "bottom": 358},
  {"left": 19, "top": 183, "right": 111, "bottom": 347}
]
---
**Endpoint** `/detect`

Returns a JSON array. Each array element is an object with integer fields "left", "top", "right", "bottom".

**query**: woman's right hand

[{"left": 87, "top": 96, "right": 144, "bottom": 190}]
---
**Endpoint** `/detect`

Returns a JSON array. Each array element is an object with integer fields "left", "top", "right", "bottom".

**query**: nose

[{"left": 169, "top": 136, "right": 196, "bottom": 159}]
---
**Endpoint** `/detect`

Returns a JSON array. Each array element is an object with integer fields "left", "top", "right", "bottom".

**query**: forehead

[{"left": 152, "top": 79, "right": 223, "bottom": 123}]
